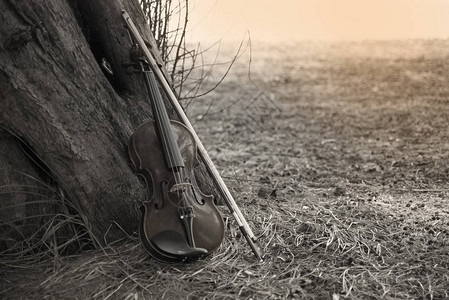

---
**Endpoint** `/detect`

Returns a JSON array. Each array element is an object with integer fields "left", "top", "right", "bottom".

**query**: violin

[
  {"left": 122, "top": 11, "right": 264, "bottom": 262},
  {"left": 128, "top": 59, "right": 225, "bottom": 262}
]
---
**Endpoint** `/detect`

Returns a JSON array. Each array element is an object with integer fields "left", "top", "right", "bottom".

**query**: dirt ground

[
  {"left": 193, "top": 38, "right": 449, "bottom": 237},
  {"left": 187, "top": 39, "right": 449, "bottom": 298},
  {"left": 2, "top": 39, "right": 449, "bottom": 299}
]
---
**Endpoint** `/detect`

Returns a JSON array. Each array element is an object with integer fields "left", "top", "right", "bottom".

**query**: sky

[{"left": 186, "top": 0, "right": 449, "bottom": 42}]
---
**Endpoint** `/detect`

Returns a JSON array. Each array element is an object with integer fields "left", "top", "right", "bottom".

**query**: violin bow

[{"left": 122, "top": 10, "right": 264, "bottom": 261}]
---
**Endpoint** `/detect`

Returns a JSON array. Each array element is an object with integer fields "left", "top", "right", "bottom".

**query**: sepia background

[{"left": 187, "top": 0, "right": 449, "bottom": 42}]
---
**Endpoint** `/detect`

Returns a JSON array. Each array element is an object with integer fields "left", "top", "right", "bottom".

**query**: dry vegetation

[{"left": 2, "top": 39, "right": 449, "bottom": 299}]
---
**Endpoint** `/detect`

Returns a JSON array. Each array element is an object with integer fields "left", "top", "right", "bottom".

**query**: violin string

[
  {"left": 145, "top": 65, "right": 187, "bottom": 207},
  {"left": 144, "top": 66, "right": 177, "bottom": 182}
]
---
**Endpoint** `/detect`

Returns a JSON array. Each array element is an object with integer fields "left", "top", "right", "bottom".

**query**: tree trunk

[{"left": 0, "top": 0, "right": 182, "bottom": 246}]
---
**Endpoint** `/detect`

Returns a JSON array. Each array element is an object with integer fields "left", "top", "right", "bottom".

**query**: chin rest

[{"left": 151, "top": 230, "right": 208, "bottom": 257}]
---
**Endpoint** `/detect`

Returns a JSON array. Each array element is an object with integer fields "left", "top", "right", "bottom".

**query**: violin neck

[{"left": 142, "top": 64, "right": 184, "bottom": 170}]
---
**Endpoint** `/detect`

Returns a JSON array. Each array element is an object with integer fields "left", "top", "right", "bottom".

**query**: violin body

[{"left": 129, "top": 119, "right": 225, "bottom": 262}]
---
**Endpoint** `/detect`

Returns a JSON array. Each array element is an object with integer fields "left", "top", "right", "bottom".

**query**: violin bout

[{"left": 129, "top": 120, "right": 225, "bottom": 262}]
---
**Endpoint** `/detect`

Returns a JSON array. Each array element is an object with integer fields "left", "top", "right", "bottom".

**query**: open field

[{"left": 2, "top": 39, "right": 449, "bottom": 299}]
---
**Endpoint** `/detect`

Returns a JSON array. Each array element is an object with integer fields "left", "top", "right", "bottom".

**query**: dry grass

[
  {"left": 2, "top": 189, "right": 448, "bottom": 299},
  {"left": 2, "top": 39, "right": 449, "bottom": 299}
]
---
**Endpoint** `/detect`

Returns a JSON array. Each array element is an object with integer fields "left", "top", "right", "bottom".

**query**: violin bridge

[{"left": 170, "top": 182, "right": 191, "bottom": 193}]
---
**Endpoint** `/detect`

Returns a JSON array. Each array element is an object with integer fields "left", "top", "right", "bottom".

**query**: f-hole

[
  {"left": 155, "top": 180, "right": 169, "bottom": 209},
  {"left": 190, "top": 184, "right": 205, "bottom": 206}
]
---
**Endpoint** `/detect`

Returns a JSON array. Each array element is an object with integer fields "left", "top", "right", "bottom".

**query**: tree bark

[{"left": 0, "top": 0, "right": 179, "bottom": 243}]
